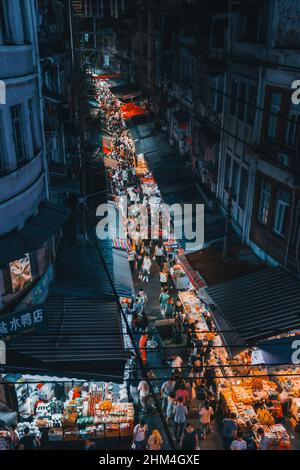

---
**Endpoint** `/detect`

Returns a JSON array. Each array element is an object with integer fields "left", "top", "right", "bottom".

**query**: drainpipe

[
  {"left": 29, "top": 0, "right": 51, "bottom": 200},
  {"left": 244, "top": 64, "right": 263, "bottom": 244}
]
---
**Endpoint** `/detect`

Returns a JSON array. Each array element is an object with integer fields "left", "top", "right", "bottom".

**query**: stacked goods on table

[
  {"left": 178, "top": 291, "right": 209, "bottom": 336},
  {"left": 170, "top": 263, "right": 190, "bottom": 290},
  {"left": 135, "top": 154, "right": 148, "bottom": 176},
  {"left": 252, "top": 423, "right": 291, "bottom": 450},
  {"left": 14, "top": 381, "right": 133, "bottom": 442},
  {"left": 178, "top": 291, "right": 202, "bottom": 317},
  {"left": 274, "top": 368, "right": 300, "bottom": 397},
  {"left": 140, "top": 175, "right": 158, "bottom": 196},
  {"left": 171, "top": 263, "right": 186, "bottom": 279}
]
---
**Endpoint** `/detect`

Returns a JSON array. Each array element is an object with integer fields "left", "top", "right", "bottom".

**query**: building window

[
  {"left": 0, "top": 130, "right": 4, "bottom": 171},
  {"left": 230, "top": 79, "right": 238, "bottom": 115},
  {"left": 224, "top": 153, "right": 231, "bottom": 190},
  {"left": 285, "top": 110, "right": 300, "bottom": 148},
  {"left": 11, "top": 104, "right": 26, "bottom": 164},
  {"left": 103, "top": 54, "right": 110, "bottom": 67},
  {"left": 246, "top": 84, "right": 257, "bottom": 125},
  {"left": 237, "top": 82, "right": 246, "bottom": 121},
  {"left": 19, "top": 0, "right": 30, "bottom": 42},
  {"left": 274, "top": 189, "right": 291, "bottom": 236},
  {"left": 231, "top": 160, "right": 239, "bottom": 200},
  {"left": 214, "top": 76, "right": 223, "bottom": 113},
  {"left": 29, "top": 98, "right": 38, "bottom": 152},
  {"left": 143, "top": 42, "right": 147, "bottom": 58},
  {"left": 239, "top": 168, "right": 249, "bottom": 209},
  {"left": 258, "top": 179, "right": 271, "bottom": 225},
  {"left": 0, "top": 0, "right": 13, "bottom": 43},
  {"left": 267, "top": 92, "right": 282, "bottom": 141}
]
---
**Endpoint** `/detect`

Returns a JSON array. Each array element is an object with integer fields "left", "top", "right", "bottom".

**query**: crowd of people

[{"left": 94, "top": 78, "right": 272, "bottom": 452}]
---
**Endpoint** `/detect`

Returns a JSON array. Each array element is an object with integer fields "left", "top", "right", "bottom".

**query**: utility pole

[{"left": 223, "top": 187, "right": 232, "bottom": 259}]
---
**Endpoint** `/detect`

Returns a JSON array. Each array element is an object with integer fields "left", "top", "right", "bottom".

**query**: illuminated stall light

[{"left": 9, "top": 253, "right": 32, "bottom": 294}]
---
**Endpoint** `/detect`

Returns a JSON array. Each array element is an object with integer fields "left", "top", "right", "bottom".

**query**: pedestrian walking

[
  {"left": 129, "top": 368, "right": 139, "bottom": 407},
  {"left": 137, "top": 380, "right": 150, "bottom": 411},
  {"left": 9, "top": 423, "right": 20, "bottom": 450},
  {"left": 256, "top": 427, "right": 271, "bottom": 450},
  {"left": 137, "top": 247, "right": 144, "bottom": 279},
  {"left": 175, "top": 383, "right": 189, "bottom": 405},
  {"left": 133, "top": 419, "right": 148, "bottom": 450},
  {"left": 133, "top": 297, "right": 144, "bottom": 316},
  {"left": 165, "top": 297, "right": 174, "bottom": 319},
  {"left": 139, "top": 311, "right": 149, "bottom": 332},
  {"left": 141, "top": 254, "right": 151, "bottom": 282},
  {"left": 199, "top": 400, "right": 214, "bottom": 439},
  {"left": 19, "top": 427, "right": 40, "bottom": 450},
  {"left": 143, "top": 240, "right": 151, "bottom": 256},
  {"left": 172, "top": 355, "right": 183, "bottom": 375},
  {"left": 230, "top": 432, "right": 247, "bottom": 450},
  {"left": 161, "top": 377, "right": 175, "bottom": 415},
  {"left": 128, "top": 247, "right": 136, "bottom": 270},
  {"left": 147, "top": 430, "right": 163, "bottom": 450},
  {"left": 166, "top": 391, "right": 176, "bottom": 426},
  {"left": 138, "top": 289, "right": 148, "bottom": 306},
  {"left": 159, "top": 287, "right": 169, "bottom": 316},
  {"left": 159, "top": 268, "right": 168, "bottom": 289},
  {"left": 154, "top": 242, "right": 164, "bottom": 266},
  {"left": 139, "top": 332, "right": 148, "bottom": 365},
  {"left": 222, "top": 413, "right": 238, "bottom": 449},
  {"left": 180, "top": 423, "right": 199, "bottom": 450},
  {"left": 173, "top": 397, "right": 188, "bottom": 442}
]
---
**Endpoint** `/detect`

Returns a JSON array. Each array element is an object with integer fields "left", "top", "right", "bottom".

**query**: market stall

[{"left": 5, "top": 376, "right": 134, "bottom": 445}]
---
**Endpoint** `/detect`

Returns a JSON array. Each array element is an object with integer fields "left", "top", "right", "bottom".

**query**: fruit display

[
  {"left": 221, "top": 389, "right": 238, "bottom": 415},
  {"left": 231, "top": 385, "right": 253, "bottom": 405},
  {"left": 256, "top": 408, "right": 275, "bottom": 426},
  {"left": 251, "top": 377, "right": 263, "bottom": 390},
  {"left": 99, "top": 400, "right": 113, "bottom": 412}
]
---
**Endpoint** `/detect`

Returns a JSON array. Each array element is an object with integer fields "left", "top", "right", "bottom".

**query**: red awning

[{"left": 121, "top": 102, "right": 148, "bottom": 120}]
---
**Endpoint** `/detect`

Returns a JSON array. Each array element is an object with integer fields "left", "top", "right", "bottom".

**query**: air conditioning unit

[{"left": 278, "top": 152, "right": 289, "bottom": 167}]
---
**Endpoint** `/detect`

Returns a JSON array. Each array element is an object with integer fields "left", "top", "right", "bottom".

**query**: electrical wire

[{"left": 98, "top": 50, "right": 300, "bottom": 174}]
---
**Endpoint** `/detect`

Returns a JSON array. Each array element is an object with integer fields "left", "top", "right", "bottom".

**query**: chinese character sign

[{"left": 0, "top": 305, "right": 45, "bottom": 342}]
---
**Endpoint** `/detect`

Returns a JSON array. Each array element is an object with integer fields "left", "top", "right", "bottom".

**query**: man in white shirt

[
  {"left": 230, "top": 432, "right": 247, "bottom": 450},
  {"left": 172, "top": 355, "right": 183, "bottom": 373}
]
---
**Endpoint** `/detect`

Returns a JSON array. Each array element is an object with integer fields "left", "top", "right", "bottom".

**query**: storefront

[{"left": 2, "top": 375, "right": 133, "bottom": 446}]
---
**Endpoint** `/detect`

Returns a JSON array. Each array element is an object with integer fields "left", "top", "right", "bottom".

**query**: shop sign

[{"left": 0, "top": 304, "right": 46, "bottom": 342}]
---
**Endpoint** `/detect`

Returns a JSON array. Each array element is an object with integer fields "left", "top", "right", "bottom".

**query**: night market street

[{"left": 1, "top": 0, "right": 300, "bottom": 461}]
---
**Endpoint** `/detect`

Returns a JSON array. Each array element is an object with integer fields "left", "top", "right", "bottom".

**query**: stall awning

[
  {"left": 110, "top": 84, "right": 143, "bottom": 101},
  {"left": 0, "top": 201, "right": 70, "bottom": 268},
  {"left": 5, "top": 298, "right": 128, "bottom": 382},
  {"left": 51, "top": 175, "right": 80, "bottom": 195},
  {"left": 112, "top": 248, "right": 134, "bottom": 298},
  {"left": 121, "top": 102, "right": 148, "bottom": 120},
  {"left": 253, "top": 336, "right": 300, "bottom": 366},
  {"left": 207, "top": 268, "right": 300, "bottom": 345}
]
